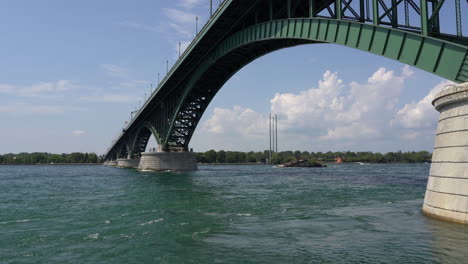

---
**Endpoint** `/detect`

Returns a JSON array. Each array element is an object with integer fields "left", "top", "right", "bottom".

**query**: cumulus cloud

[
  {"left": 392, "top": 80, "right": 453, "bottom": 129},
  {"left": 197, "top": 66, "right": 443, "bottom": 151},
  {"left": 202, "top": 106, "right": 266, "bottom": 137},
  {"left": 268, "top": 66, "right": 412, "bottom": 140}
]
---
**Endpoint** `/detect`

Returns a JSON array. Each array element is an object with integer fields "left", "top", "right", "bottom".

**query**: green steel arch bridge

[{"left": 104, "top": 0, "right": 468, "bottom": 161}]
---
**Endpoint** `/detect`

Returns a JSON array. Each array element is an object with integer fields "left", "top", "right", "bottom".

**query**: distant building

[{"left": 335, "top": 157, "right": 343, "bottom": 163}]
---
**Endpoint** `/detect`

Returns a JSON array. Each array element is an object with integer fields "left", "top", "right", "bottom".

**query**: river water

[{"left": 0, "top": 164, "right": 467, "bottom": 263}]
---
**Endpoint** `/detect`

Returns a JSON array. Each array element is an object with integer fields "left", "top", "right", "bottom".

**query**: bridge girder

[{"left": 105, "top": 0, "right": 468, "bottom": 160}]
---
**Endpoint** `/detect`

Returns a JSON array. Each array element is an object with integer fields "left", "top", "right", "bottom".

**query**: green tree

[
  {"left": 204, "top": 150, "right": 217, "bottom": 163},
  {"left": 217, "top": 150, "right": 226, "bottom": 163}
]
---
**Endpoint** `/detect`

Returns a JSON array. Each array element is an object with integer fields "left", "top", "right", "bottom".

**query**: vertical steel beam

[
  {"left": 310, "top": 0, "right": 316, "bottom": 17},
  {"left": 287, "top": 0, "right": 291, "bottom": 18},
  {"left": 420, "top": 0, "right": 429, "bottom": 35},
  {"left": 336, "top": 0, "right": 343, "bottom": 19},
  {"left": 372, "top": 0, "right": 379, "bottom": 25},
  {"left": 360, "top": 0, "right": 366, "bottom": 22},
  {"left": 269, "top": 0, "right": 273, "bottom": 20},
  {"left": 456, "top": 0, "right": 462, "bottom": 37},
  {"left": 391, "top": 0, "right": 398, "bottom": 27},
  {"left": 404, "top": 0, "right": 409, "bottom": 27}
]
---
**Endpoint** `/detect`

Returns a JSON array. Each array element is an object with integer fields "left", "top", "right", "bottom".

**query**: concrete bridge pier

[
  {"left": 117, "top": 158, "right": 141, "bottom": 168},
  {"left": 106, "top": 160, "right": 118, "bottom": 166},
  {"left": 138, "top": 152, "right": 197, "bottom": 171},
  {"left": 423, "top": 82, "right": 468, "bottom": 224}
]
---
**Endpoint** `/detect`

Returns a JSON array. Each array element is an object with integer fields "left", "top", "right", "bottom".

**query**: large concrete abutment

[
  {"left": 423, "top": 82, "right": 468, "bottom": 224},
  {"left": 138, "top": 152, "right": 198, "bottom": 171}
]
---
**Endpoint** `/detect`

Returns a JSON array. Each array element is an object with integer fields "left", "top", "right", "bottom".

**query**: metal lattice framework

[{"left": 105, "top": 0, "right": 468, "bottom": 160}]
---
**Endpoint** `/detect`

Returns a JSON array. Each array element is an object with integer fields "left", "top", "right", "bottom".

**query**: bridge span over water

[{"left": 103, "top": 0, "right": 468, "bottom": 224}]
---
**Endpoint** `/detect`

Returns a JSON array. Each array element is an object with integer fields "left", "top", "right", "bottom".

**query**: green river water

[{"left": 0, "top": 164, "right": 467, "bottom": 263}]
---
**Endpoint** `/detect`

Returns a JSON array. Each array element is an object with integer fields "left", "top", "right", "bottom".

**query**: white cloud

[
  {"left": 72, "top": 130, "right": 86, "bottom": 135},
  {"left": 196, "top": 66, "right": 443, "bottom": 151},
  {"left": 202, "top": 106, "right": 266, "bottom": 137},
  {"left": 161, "top": 8, "right": 201, "bottom": 39},
  {"left": 0, "top": 80, "right": 76, "bottom": 97},
  {"left": 163, "top": 8, "right": 198, "bottom": 24},
  {"left": 177, "top": 0, "right": 205, "bottom": 10},
  {"left": 321, "top": 123, "right": 378, "bottom": 140},
  {"left": 0, "top": 103, "right": 82, "bottom": 115},
  {"left": 392, "top": 80, "right": 453, "bottom": 129}
]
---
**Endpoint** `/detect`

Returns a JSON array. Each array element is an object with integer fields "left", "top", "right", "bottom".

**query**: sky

[{"left": 0, "top": 0, "right": 467, "bottom": 155}]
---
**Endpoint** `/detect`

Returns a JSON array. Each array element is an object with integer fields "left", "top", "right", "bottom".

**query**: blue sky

[{"left": 0, "top": 0, "right": 467, "bottom": 154}]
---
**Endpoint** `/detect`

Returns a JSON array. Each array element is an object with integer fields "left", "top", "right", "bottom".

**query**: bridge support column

[
  {"left": 117, "top": 158, "right": 141, "bottom": 168},
  {"left": 423, "top": 82, "right": 468, "bottom": 224},
  {"left": 138, "top": 152, "right": 197, "bottom": 171},
  {"left": 106, "top": 160, "right": 118, "bottom": 166}
]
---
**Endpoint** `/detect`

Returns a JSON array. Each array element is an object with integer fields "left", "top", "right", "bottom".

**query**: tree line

[
  {"left": 0, "top": 152, "right": 102, "bottom": 164},
  {"left": 0, "top": 150, "right": 433, "bottom": 165},
  {"left": 195, "top": 150, "right": 432, "bottom": 164}
]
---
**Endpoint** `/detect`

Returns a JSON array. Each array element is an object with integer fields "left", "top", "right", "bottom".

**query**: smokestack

[
  {"left": 269, "top": 113, "right": 272, "bottom": 163},
  {"left": 275, "top": 114, "right": 278, "bottom": 152},
  {"left": 272, "top": 114, "right": 275, "bottom": 154}
]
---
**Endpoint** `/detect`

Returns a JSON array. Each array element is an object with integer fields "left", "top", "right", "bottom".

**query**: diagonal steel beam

[
  {"left": 406, "top": 0, "right": 420, "bottom": 15},
  {"left": 342, "top": 0, "right": 361, "bottom": 19},
  {"left": 378, "top": 0, "right": 404, "bottom": 22},
  {"left": 377, "top": 0, "right": 394, "bottom": 22}
]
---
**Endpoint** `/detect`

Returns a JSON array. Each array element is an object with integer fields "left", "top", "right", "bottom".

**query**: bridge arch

[
  {"left": 165, "top": 18, "right": 468, "bottom": 149},
  {"left": 131, "top": 122, "right": 160, "bottom": 158},
  {"left": 118, "top": 144, "right": 131, "bottom": 159}
]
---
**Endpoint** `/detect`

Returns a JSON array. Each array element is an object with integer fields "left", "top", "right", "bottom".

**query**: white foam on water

[
  {"left": 86, "top": 233, "right": 100, "bottom": 240},
  {"left": 104, "top": 220, "right": 111, "bottom": 224},
  {"left": 0, "top": 219, "right": 40, "bottom": 224},
  {"left": 120, "top": 233, "right": 136, "bottom": 239},
  {"left": 140, "top": 218, "right": 164, "bottom": 226},
  {"left": 237, "top": 213, "right": 252, "bottom": 216}
]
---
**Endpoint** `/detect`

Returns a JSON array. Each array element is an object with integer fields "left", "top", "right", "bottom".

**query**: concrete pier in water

[
  {"left": 423, "top": 82, "right": 468, "bottom": 224},
  {"left": 138, "top": 152, "right": 197, "bottom": 171},
  {"left": 117, "top": 158, "right": 140, "bottom": 168},
  {"left": 106, "top": 160, "right": 118, "bottom": 166}
]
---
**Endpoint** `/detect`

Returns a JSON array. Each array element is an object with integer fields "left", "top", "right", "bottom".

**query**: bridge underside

[{"left": 105, "top": 0, "right": 468, "bottom": 160}]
